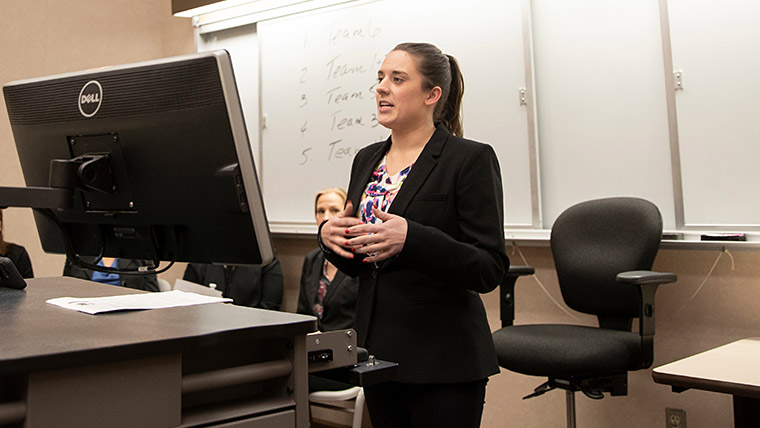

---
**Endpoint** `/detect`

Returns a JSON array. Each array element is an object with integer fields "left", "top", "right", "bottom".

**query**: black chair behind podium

[{"left": 493, "top": 197, "right": 677, "bottom": 428}]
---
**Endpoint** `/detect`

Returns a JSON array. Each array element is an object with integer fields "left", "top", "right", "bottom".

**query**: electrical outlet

[{"left": 666, "top": 408, "right": 686, "bottom": 428}]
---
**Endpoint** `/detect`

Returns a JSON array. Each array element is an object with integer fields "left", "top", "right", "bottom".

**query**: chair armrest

[
  {"left": 616, "top": 270, "right": 677, "bottom": 369},
  {"left": 616, "top": 270, "right": 677, "bottom": 285},
  {"left": 499, "top": 265, "right": 535, "bottom": 328},
  {"left": 508, "top": 266, "right": 536, "bottom": 277}
]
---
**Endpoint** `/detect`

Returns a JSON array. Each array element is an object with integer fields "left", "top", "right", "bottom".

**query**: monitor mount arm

[
  {"left": 0, "top": 155, "right": 110, "bottom": 288},
  {"left": 0, "top": 154, "right": 112, "bottom": 210},
  {"left": 0, "top": 154, "right": 171, "bottom": 277}
]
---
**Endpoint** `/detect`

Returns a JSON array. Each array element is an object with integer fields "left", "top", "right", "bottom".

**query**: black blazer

[
  {"left": 63, "top": 257, "right": 159, "bottom": 292},
  {"left": 323, "top": 125, "right": 510, "bottom": 383},
  {"left": 3, "top": 243, "right": 33, "bottom": 279},
  {"left": 297, "top": 248, "right": 359, "bottom": 332},
  {"left": 183, "top": 259, "right": 283, "bottom": 310}
]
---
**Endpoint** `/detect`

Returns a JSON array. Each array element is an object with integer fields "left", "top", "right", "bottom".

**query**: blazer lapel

[
  {"left": 387, "top": 125, "right": 448, "bottom": 217},
  {"left": 347, "top": 138, "right": 390, "bottom": 212},
  {"left": 377, "top": 126, "right": 449, "bottom": 271}
]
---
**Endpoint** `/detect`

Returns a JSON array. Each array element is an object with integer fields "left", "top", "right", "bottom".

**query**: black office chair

[{"left": 493, "top": 197, "right": 677, "bottom": 428}]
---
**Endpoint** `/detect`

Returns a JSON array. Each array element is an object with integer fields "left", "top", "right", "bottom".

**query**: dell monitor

[{"left": 1, "top": 50, "right": 273, "bottom": 271}]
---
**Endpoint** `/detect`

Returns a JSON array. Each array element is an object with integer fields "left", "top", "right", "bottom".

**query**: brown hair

[
  {"left": 0, "top": 209, "right": 8, "bottom": 255},
  {"left": 393, "top": 42, "right": 465, "bottom": 137},
  {"left": 314, "top": 187, "right": 348, "bottom": 212}
]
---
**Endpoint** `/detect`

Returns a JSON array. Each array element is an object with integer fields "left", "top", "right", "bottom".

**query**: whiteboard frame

[
  {"left": 657, "top": 0, "right": 686, "bottom": 231},
  {"left": 193, "top": 0, "right": 362, "bottom": 34},
  {"left": 521, "top": 0, "right": 543, "bottom": 230}
]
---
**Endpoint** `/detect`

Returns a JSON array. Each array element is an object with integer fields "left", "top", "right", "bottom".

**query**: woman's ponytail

[{"left": 440, "top": 55, "right": 464, "bottom": 137}]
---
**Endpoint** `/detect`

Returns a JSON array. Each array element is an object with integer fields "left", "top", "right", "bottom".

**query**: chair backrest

[{"left": 550, "top": 197, "right": 662, "bottom": 330}]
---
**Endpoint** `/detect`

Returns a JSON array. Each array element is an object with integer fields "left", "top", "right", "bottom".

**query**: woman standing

[{"left": 319, "top": 43, "right": 509, "bottom": 428}]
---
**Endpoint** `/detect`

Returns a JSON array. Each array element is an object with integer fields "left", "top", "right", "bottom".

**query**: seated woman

[
  {"left": 298, "top": 187, "right": 359, "bottom": 332},
  {"left": 183, "top": 258, "right": 284, "bottom": 310},
  {"left": 0, "top": 209, "right": 33, "bottom": 278},
  {"left": 63, "top": 257, "right": 159, "bottom": 291},
  {"left": 299, "top": 188, "right": 360, "bottom": 393}
]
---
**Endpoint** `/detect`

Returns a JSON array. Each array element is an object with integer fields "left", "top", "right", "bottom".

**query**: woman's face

[
  {"left": 315, "top": 192, "right": 345, "bottom": 225},
  {"left": 376, "top": 50, "right": 438, "bottom": 132}
]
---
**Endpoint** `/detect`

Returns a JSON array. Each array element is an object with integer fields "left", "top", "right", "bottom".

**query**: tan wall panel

[{"left": 0, "top": 0, "right": 194, "bottom": 278}]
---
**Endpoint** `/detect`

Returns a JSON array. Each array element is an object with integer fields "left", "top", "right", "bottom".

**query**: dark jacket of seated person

[
  {"left": 297, "top": 248, "right": 358, "bottom": 332},
  {"left": 183, "top": 258, "right": 283, "bottom": 310},
  {"left": 0, "top": 209, "right": 34, "bottom": 279},
  {"left": 299, "top": 248, "right": 359, "bottom": 392},
  {"left": 1, "top": 243, "right": 34, "bottom": 279},
  {"left": 63, "top": 257, "right": 159, "bottom": 291}
]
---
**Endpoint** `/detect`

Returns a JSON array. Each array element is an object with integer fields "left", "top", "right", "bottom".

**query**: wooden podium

[{"left": 0, "top": 277, "right": 316, "bottom": 428}]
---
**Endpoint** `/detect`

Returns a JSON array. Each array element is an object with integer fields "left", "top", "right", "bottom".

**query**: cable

[
  {"left": 33, "top": 208, "right": 175, "bottom": 276},
  {"left": 688, "top": 247, "right": 735, "bottom": 301},
  {"left": 510, "top": 241, "right": 581, "bottom": 321},
  {"left": 666, "top": 247, "right": 735, "bottom": 318},
  {"left": 86, "top": 258, "right": 176, "bottom": 276}
]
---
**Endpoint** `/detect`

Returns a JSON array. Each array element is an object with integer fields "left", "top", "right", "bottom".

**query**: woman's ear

[{"left": 425, "top": 86, "right": 443, "bottom": 106}]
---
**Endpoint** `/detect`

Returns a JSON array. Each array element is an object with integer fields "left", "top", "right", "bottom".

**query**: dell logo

[
  {"left": 78, "top": 80, "right": 102, "bottom": 117},
  {"left": 81, "top": 93, "right": 100, "bottom": 104}
]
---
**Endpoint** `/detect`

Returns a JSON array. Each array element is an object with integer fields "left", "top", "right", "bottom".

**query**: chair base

[
  {"left": 523, "top": 374, "right": 628, "bottom": 428},
  {"left": 523, "top": 373, "right": 628, "bottom": 400}
]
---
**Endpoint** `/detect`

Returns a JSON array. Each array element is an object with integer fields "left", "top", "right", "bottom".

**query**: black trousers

[{"left": 363, "top": 379, "right": 488, "bottom": 428}]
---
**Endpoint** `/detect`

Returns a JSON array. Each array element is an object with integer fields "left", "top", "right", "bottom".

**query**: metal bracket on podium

[
  {"left": 319, "top": 357, "right": 399, "bottom": 387},
  {"left": 306, "top": 329, "right": 399, "bottom": 387},
  {"left": 306, "top": 329, "right": 359, "bottom": 373}
]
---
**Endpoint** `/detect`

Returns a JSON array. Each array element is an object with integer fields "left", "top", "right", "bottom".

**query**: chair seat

[
  {"left": 492, "top": 324, "right": 642, "bottom": 378},
  {"left": 309, "top": 386, "right": 365, "bottom": 428}
]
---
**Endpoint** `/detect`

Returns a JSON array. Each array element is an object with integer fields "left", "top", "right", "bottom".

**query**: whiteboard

[
  {"left": 531, "top": 0, "right": 676, "bottom": 230},
  {"left": 667, "top": 0, "right": 760, "bottom": 228},
  {"left": 197, "top": 24, "right": 261, "bottom": 157},
  {"left": 258, "top": 0, "right": 534, "bottom": 230},
  {"left": 193, "top": 0, "right": 760, "bottom": 240}
]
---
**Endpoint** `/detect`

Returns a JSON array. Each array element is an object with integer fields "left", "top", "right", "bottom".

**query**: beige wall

[
  {"left": 1, "top": 0, "right": 195, "bottom": 278},
  {"left": 3, "top": 2, "right": 760, "bottom": 428}
]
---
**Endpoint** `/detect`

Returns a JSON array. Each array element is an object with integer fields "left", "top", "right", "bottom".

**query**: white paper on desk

[
  {"left": 46, "top": 290, "right": 232, "bottom": 315},
  {"left": 173, "top": 278, "right": 223, "bottom": 297}
]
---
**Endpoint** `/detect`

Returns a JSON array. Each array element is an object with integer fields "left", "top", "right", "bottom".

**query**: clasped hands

[{"left": 320, "top": 201, "right": 407, "bottom": 263}]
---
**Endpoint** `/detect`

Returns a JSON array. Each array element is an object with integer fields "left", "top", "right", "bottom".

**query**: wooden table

[
  {"left": 0, "top": 277, "right": 317, "bottom": 428},
  {"left": 652, "top": 338, "right": 760, "bottom": 428}
]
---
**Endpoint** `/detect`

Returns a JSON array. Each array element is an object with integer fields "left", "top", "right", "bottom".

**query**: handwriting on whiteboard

[{"left": 293, "top": 19, "right": 387, "bottom": 166}]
